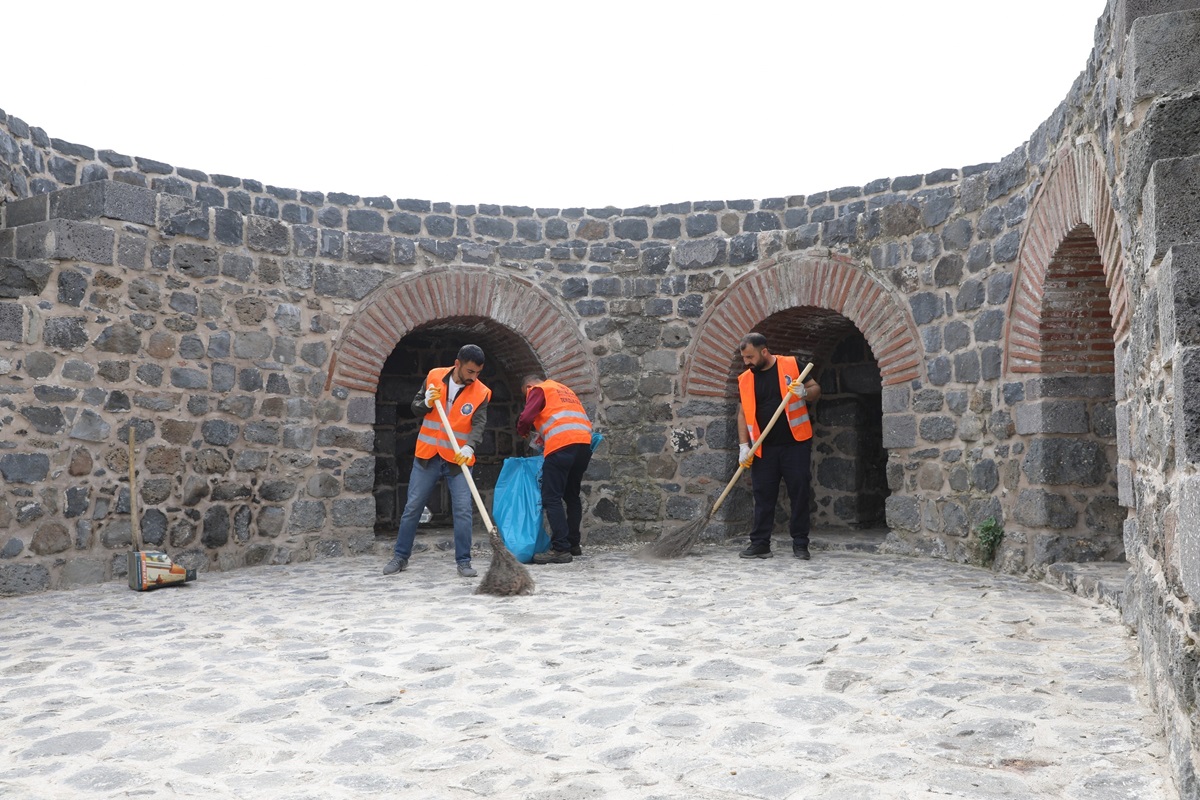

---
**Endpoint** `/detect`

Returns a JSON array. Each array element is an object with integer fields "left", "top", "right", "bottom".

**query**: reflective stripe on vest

[
  {"left": 413, "top": 366, "right": 491, "bottom": 466},
  {"left": 738, "top": 354, "right": 813, "bottom": 456},
  {"left": 533, "top": 380, "right": 592, "bottom": 456}
]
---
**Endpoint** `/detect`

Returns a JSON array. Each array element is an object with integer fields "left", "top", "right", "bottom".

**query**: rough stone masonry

[{"left": 2, "top": 0, "right": 1200, "bottom": 796}]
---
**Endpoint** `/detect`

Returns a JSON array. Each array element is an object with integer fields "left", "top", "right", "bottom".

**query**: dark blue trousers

[
  {"left": 749, "top": 439, "right": 812, "bottom": 548},
  {"left": 541, "top": 443, "right": 592, "bottom": 552}
]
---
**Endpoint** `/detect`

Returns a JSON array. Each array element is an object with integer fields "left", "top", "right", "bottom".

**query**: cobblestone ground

[{"left": 0, "top": 546, "right": 1173, "bottom": 799}]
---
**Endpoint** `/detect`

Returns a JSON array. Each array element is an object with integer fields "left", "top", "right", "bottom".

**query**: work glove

[
  {"left": 789, "top": 380, "right": 808, "bottom": 399},
  {"left": 424, "top": 383, "right": 443, "bottom": 408},
  {"left": 738, "top": 443, "right": 754, "bottom": 468},
  {"left": 527, "top": 434, "right": 544, "bottom": 452},
  {"left": 453, "top": 445, "right": 474, "bottom": 466}
]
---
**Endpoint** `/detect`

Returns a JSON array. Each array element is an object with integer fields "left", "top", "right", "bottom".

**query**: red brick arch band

[
  {"left": 1004, "top": 142, "right": 1129, "bottom": 374},
  {"left": 682, "top": 253, "right": 924, "bottom": 397},
  {"left": 328, "top": 267, "right": 596, "bottom": 401}
]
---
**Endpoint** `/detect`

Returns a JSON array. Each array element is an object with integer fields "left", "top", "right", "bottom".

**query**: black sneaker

[
  {"left": 793, "top": 546, "right": 811, "bottom": 560},
  {"left": 533, "top": 549, "right": 573, "bottom": 564},
  {"left": 739, "top": 542, "right": 772, "bottom": 559},
  {"left": 382, "top": 556, "right": 408, "bottom": 575},
  {"left": 570, "top": 545, "right": 583, "bottom": 556}
]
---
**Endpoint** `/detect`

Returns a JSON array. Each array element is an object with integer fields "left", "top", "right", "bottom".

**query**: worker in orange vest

[
  {"left": 736, "top": 333, "right": 822, "bottom": 560},
  {"left": 384, "top": 344, "right": 491, "bottom": 578},
  {"left": 517, "top": 374, "right": 594, "bottom": 564}
]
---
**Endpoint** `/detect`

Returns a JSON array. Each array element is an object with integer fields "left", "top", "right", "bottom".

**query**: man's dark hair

[
  {"left": 739, "top": 332, "right": 768, "bottom": 350},
  {"left": 457, "top": 344, "right": 485, "bottom": 365}
]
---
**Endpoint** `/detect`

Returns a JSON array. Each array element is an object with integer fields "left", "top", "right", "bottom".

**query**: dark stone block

[
  {"left": 933, "top": 255, "right": 963, "bottom": 288},
  {"left": 652, "top": 218, "right": 681, "bottom": 239},
  {"left": 245, "top": 216, "right": 290, "bottom": 254},
  {"left": 0, "top": 564, "right": 50, "bottom": 595},
  {"left": 675, "top": 239, "right": 725, "bottom": 269},
  {"left": 1014, "top": 488, "right": 1078, "bottom": 529},
  {"left": 919, "top": 416, "right": 956, "bottom": 442},
  {"left": 1125, "top": 93, "right": 1200, "bottom": 216},
  {"left": 953, "top": 351, "right": 980, "bottom": 383},
  {"left": 475, "top": 217, "right": 514, "bottom": 239},
  {"left": 174, "top": 243, "right": 219, "bottom": 278},
  {"left": 0, "top": 453, "right": 49, "bottom": 483},
  {"left": 20, "top": 405, "right": 65, "bottom": 435},
  {"left": 909, "top": 292, "right": 943, "bottom": 325},
  {"left": 44, "top": 316, "right": 88, "bottom": 349},
  {"left": 974, "top": 309, "right": 1005, "bottom": 341},
  {"left": 729, "top": 233, "right": 758, "bottom": 266},
  {"left": 347, "top": 208, "right": 384, "bottom": 232},
  {"left": 743, "top": 211, "right": 780, "bottom": 232},
  {"left": 610, "top": 218, "right": 647, "bottom": 241},
  {"left": 202, "top": 505, "right": 230, "bottom": 548},
  {"left": 1022, "top": 439, "right": 1109, "bottom": 486},
  {"left": 955, "top": 278, "right": 985, "bottom": 313}
]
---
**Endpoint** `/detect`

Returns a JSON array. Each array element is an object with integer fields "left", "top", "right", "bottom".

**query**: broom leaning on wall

[{"left": 638, "top": 361, "right": 814, "bottom": 559}]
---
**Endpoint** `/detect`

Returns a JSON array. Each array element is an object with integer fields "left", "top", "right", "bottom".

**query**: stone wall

[{"left": 3, "top": 1, "right": 1200, "bottom": 795}]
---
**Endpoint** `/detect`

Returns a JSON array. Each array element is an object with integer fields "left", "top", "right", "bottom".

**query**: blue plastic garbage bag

[{"left": 493, "top": 455, "right": 549, "bottom": 563}]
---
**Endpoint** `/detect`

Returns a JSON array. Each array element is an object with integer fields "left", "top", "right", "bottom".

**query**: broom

[
  {"left": 638, "top": 361, "right": 813, "bottom": 559},
  {"left": 431, "top": 395, "right": 535, "bottom": 596}
]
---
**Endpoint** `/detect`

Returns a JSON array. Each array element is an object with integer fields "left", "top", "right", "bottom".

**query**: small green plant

[{"left": 976, "top": 516, "right": 1004, "bottom": 566}]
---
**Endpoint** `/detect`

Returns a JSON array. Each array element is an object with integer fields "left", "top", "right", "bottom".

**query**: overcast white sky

[{"left": 4, "top": 1, "right": 1106, "bottom": 209}]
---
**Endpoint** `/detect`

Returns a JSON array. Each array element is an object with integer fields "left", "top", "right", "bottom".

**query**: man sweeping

[
  {"left": 736, "top": 333, "right": 822, "bottom": 560},
  {"left": 517, "top": 374, "right": 593, "bottom": 564},
  {"left": 384, "top": 344, "right": 490, "bottom": 578}
]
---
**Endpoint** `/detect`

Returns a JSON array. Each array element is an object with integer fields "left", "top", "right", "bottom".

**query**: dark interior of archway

[
  {"left": 722, "top": 307, "right": 889, "bottom": 531},
  {"left": 373, "top": 317, "right": 541, "bottom": 536}
]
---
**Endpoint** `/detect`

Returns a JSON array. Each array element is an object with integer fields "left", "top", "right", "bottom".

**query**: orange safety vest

[
  {"left": 531, "top": 380, "right": 593, "bottom": 456},
  {"left": 414, "top": 366, "right": 491, "bottom": 466},
  {"left": 738, "top": 354, "right": 812, "bottom": 456}
]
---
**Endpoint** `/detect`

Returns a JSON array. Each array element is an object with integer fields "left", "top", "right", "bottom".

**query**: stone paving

[{"left": 0, "top": 544, "right": 1173, "bottom": 799}]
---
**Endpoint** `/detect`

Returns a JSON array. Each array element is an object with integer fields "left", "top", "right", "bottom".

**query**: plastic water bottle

[{"left": 420, "top": 506, "right": 432, "bottom": 524}]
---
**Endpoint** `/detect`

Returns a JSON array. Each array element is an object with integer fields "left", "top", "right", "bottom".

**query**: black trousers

[
  {"left": 541, "top": 442, "right": 592, "bottom": 552},
  {"left": 749, "top": 439, "right": 812, "bottom": 548}
]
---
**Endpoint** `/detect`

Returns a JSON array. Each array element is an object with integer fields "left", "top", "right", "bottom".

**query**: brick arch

[
  {"left": 1004, "top": 142, "right": 1129, "bottom": 374},
  {"left": 327, "top": 267, "right": 596, "bottom": 400},
  {"left": 682, "top": 253, "right": 923, "bottom": 397}
]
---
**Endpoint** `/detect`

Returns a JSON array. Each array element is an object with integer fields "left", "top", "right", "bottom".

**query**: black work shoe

[
  {"left": 383, "top": 556, "right": 408, "bottom": 575},
  {"left": 739, "top": 543, "right": 772, "bottom": 559},
  {"left": 533, "top": 549, "right": 573, "bottom": 564},
  {"left": 570, "top": 545, "right": 583, "bottom": 556},
  {"left": 793, "top": 546, "right": 811, "bottom": 560},
  {"left": 457, "top": 562, "right": 478, "bottom": 578}
]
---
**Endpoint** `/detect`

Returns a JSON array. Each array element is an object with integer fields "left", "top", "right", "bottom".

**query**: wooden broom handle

[
  {"left": 710, "top": 361, "right": 814, "bottom": 514},
  {"left": 128, "top": 427, "right": 142, "bottom": 552},
  {"left": 431, "top": 391, "right": 498, "bottom": 534}
]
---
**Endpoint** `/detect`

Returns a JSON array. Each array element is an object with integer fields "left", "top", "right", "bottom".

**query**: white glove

[
  {"left": 789, "top": 380, "right": 807, "bottom": 399},
  {"left": 454, "top": 445, "right": 474, "bottom": 466},
  {"left": 527, "top": 434, "right": 543, "bottom": 452},
  {"left": 738, "top": 443, "right": 754, "bottom": 467},
  {"left": 424, "top": 383, "right": 443, "bottom": 407}
]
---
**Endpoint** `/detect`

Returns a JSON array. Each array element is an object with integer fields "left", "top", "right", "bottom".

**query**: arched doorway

[
  {"left": 1003, "top": 143, "right": 1131, "bottom": 568},
  {"left": 327, "top": 267, "right": 598, "bottom": 538},
  {"left": 373, "top": 318, "right": 541, "bottom": 535},
  {"left": 683, "top": 254, "right": 921, "bottom": 540}
]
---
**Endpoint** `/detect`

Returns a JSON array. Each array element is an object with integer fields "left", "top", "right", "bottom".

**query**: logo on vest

[{"left": 460, "top": 403, "right": 474, "bottom": 415}]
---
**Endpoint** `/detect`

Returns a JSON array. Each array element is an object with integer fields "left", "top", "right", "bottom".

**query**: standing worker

[
  {"left": 384, "top": 344, "right": 491, "bottom": 578},
  {"left": 736, "top": 333, "right": 822, "bottom": 560},
  {"left": 517, "top": 374, "right": 593, "bottom": 564}
]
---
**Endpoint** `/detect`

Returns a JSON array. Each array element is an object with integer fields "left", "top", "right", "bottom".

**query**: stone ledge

[{"left": 1043, "top": 561, "right": 1129, "bottom": 610}]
